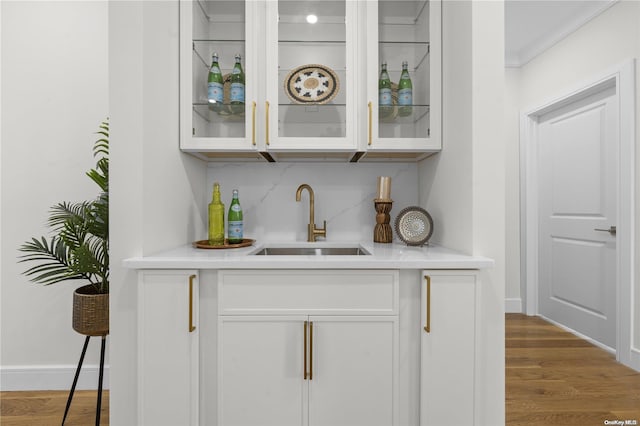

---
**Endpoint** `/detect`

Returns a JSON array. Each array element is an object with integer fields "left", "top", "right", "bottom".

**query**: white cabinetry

[
  {"left": 134, "top": 268, "right": 481, "bottom": 425},
  {"left": 420, "top": 270, "right": 478, "bottom": 426},
  {"left": 365, "top": 0, "right": 442, "bottom": 155},
  {"left": 264, "top": 1, "right": 358, "bottom": 153},
  {"left": 218, "top": 270, "right": 399, "bottom": 426},
  {"left": 179, "top": 1, "right": 260, "bottom": 157},
  {"left": 137, "top": 270, "right": 199, "bottom": 426},
  {"left": 179, "top": 0, "right": 441, "bottom": 161}
]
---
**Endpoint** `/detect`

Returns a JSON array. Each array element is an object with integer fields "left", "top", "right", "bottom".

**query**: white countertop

[{"left": 123, "top": 241, "right": 494, "bottom": 270}]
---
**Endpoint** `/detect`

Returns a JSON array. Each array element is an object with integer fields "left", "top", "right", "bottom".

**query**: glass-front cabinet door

[
  {"left": 264, "top": 0, "right": 357, "bottom": 152},
  {"left": 365, "top": 0, "right": 441, "bottom": 154},
  {"left": 179, "top": 0, "right": 442, "bottom": 160},
  {"left": 180, "top": 0, "right": 260, "bottom": 156}
]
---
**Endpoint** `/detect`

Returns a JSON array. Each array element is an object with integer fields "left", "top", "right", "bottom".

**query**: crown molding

[{"left": 506, "top": 0, "right": 618, "bottom": 68}]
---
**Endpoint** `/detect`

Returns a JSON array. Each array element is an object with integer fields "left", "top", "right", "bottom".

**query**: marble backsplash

[{"left": 205, "top": 162, "right": 419, "bottom": 243}]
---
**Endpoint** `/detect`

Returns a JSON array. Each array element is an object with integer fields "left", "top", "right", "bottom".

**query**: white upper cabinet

[
  {"left": 364, "top": 0, "right": 442, "bottom": 156},
  {"left": 265, "top": 0, "right": 358, "bottom": 153},
  {"left": 180, "top": 1, "right": 262, "bottom": 158},
  {"left": 179, "top": 0, "right": 441, "bottom": 161}
]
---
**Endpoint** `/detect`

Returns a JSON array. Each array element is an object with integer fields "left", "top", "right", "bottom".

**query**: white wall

[
  {"left": 470, "top": 3, "right": 505, "bottom": 423},
  {"left": 419, "top": 1, "right": 505, "bottom": 423},
  {"left": 507, "top": 0, "right": 640, "bottom": 364},
  {"left": 0, "top": 1, "right": 109, "bottom": 390},
  {"left": 504, "top": 67, "right": 522, "bottom": 312},
  {"left": 418, "top": 0, "right": 473, "bottom": 254},
  {"left": 109, "top": 1, "right": 207, "bottom": 422},
  {"left": 206, "top": 162, "right": 418, "bottom": 243}
]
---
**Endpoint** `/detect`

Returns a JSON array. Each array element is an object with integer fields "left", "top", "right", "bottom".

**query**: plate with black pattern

[
  {"left": 284, "top": 64, "right": 339, "bottom": 104},
  {"left": 395, "top": 206, "right": 434, "bottom": 246}
]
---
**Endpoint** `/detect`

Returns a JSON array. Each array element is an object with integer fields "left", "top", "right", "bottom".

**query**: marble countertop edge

[{"left": 123, "top": 241, "right": 494, "bottom": 270}]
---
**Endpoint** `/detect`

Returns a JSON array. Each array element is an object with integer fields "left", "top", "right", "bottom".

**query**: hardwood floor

[
  {"left": 1, "top": 315, "right": 639, "bottom": 425},
  {"left": 0, "top": 390, "right": 109, "bottom": 426},
  {"left": 507, "top": 313, "right": 640, "bottom": 426}
]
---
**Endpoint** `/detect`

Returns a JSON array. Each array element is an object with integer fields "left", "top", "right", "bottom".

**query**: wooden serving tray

[{"left": 192, "top": 238, "right": 255, "bottom": 249}]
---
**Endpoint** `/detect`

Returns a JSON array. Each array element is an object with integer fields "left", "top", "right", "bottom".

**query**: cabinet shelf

[
  {"left": 277, "top": 103, "right": 346, "bottom": 130},
  {"left": 379, "top": 104, "right": 429, "bottom": 123},
  {"left": 193, "top": 39, "right": 245, "bottom": 43},
  {"left": 279, "top": 40, "right": 346, "bottom": 45},
  {"left": 192, "top": 40, "right": 246, "bottom": 70},
  {"left": 379, "top": 41, "right": 430, "bottom": 72},
  {"left": 379, "top": 41, "right": 429, "bottom": 46},
  {"left": 192, "top": 104, "right": 245, "bottom": 127},
  {"left": 279, "top": 103, "right": 346, "bottom": 107}
]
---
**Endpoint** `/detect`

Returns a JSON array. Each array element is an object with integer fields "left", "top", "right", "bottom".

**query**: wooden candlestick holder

[{"left": 374, "top": 200, "right": 393, "bottom": 243}]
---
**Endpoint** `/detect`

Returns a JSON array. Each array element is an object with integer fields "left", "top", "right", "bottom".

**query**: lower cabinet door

[
  {"left": 138, "top": 271, "right": 199, "bottom": 426},
  {"left": 219, "top": 316, "right": 307, "bottom": 426},
  {"left": 420, "top": 271, "right": 478, "bottom": 426},
  {"left": 308, "top": 316, "right": 398, "bottom": 426},
  {"left": 219, "top": 315, "right": 398, "bottom": 426}
]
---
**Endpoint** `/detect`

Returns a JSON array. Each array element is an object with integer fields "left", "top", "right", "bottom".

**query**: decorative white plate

[
  {"left": 284, "top": 64, "right": 339, "bottom": 104},
  {"left": 395, "top": 206, "right": 433, "bottom": 246}
]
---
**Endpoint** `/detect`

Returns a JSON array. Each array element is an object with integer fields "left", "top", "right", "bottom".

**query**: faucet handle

[{"left": 314, "top": 221, "right": 327, "bottom": 240}]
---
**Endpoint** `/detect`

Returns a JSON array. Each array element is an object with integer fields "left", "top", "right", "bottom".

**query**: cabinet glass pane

[
  {"left": 192, "top": 1, "right": 246, "bottom": 138},
  {"left": 278, "top": 1, "right": 346, "bottom": 138},
  {"left": 378, "top": 1, "right": 430, "bottom": 139}
]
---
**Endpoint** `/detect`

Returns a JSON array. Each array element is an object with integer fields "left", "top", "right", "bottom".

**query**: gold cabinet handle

[
  {"left": 424, "top": 275, "right": 431, "bottom": 333},
  {"left": 303, "top": 321, "right": 308, "bottom": 380},
  {"left": 265, "top": 101, "right": 270, "bottom": 146},
  {"left": 368, "top": 101, "right": 373, "bottom": 146},
  {"left": 251, "top": 101, "right": 257, "bottom": 146},
  {"left": 188, "top": 274, "right": 196, "bottom": 333},
  {"left": 309, "top": 321, "right": 313, "bottom": 380}
]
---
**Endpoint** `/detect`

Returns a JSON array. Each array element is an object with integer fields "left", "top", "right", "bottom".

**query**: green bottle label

[
  {"left": 230, "top": 83, "right": 244, "bottom": 103},
  {"left": 208, "top": 82, "right": 223, "bottom": 104},
  {"left": 398, "top": 88, "right": 412, "bottom": 106},
  {"left": 228, "top": 221, "right": 243, "bottom": 241},
  {"left": 379, "top": 88, "right": 392, "bottom": 106}
]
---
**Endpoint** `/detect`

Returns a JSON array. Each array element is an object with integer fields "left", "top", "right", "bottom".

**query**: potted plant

[{"left": 19, "top": 120, "right": 109, "bottom": 336}]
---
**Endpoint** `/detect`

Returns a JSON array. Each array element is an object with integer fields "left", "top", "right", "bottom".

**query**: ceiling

[{"left": 505, "top": 0, "right": 617, "bottom": 67}]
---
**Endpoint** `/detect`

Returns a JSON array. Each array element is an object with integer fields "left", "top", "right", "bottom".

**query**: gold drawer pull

[
  {"left": 368, "top": 101, "right": 373, "bottom": 146},
  {"left": 188, "top": 274, "right": 196, "bottom": 333},
  {"left": 251, "top": 101, "right": 257, "bottom": 146},
  {"left": 424, "top": 275, "right": 431, "bottom": 333},
  {"left": 309, "top": 321, "right": 313, "bottom": 380},
  {"left": 303, "top": 321, "right": 308, "bottom": 380}
]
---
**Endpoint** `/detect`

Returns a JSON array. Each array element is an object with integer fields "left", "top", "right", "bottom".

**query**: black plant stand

[{"left": 62, "top": 335, "right": 107, "bottom": 426}]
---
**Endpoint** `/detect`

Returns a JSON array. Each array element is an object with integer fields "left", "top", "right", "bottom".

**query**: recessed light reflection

[{"left": 306, "top": 14, "right": 318, "bottom": 24}]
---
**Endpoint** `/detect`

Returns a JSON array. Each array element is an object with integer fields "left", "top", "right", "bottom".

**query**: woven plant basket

[{"left": 72, "top": 284, "right": 109, "bottom": 336}]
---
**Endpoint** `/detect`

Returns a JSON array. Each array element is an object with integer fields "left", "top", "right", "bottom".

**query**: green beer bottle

[
  {"left": 227, "top": 189, "right": 243, "bottom": 244},
  {"left": 398, "top": 61, "right": 413, "bottom": 117},
  {"left": 378, "top": 62, "right": 393, "bottom": 118},
  {"left": 208, "top": 182, "right": 225, "bottom": 246},
  {"left": 229, "top": 54, "right": 245, "bottom": 115},
  {"left": 207, "top": 53, "right": 224, "bottom": 111}
]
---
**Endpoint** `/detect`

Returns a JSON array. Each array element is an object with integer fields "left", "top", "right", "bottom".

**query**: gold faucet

[{"left": 295, "top": 184, "right": 327, "bottom": 242}]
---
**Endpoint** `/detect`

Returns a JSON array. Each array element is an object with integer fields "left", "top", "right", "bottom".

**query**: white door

[
  {"left": 138, "top": 271, "right": 199, "bottom": 426},
  {"left": 308, "top": 316, "right": 397, "bottom": 426},
  {"left": 537, "top": 82, "right": 618, "bottom": 349},
  {"left": 219, "top": 316, "right": 307, "bottom": 426},
  {"left": 420, "top": 272, "right": 477, "bottom": 426}
]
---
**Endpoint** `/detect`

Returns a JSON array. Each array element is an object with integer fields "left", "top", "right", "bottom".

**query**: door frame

[{"left": 520, "top": 59, "right": 636, "bottom": 368}]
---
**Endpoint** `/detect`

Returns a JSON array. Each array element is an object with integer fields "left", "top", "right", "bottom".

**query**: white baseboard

[
  {"left": 505, "top": 298, "right": 523, "bottom": 313},
  {"left": 0, "top": 365, "right": 110, "bottom": 391},
  {"left": 630, "top": 347, "right": 640, "bottom": 372},
  {"left": 539, "top": 315, "right": 616, "bottom": 354}
]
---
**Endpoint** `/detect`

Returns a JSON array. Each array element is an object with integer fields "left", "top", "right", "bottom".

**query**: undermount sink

[{"left": 252, "top": 246, "right": 370, "bottom": 256}]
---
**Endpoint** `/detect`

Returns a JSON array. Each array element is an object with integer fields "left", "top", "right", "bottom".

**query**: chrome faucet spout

[{"left": 296, "top": 184, "right": 327, "bottom": 242}]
